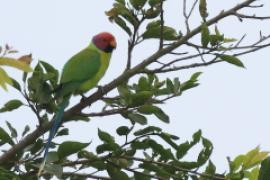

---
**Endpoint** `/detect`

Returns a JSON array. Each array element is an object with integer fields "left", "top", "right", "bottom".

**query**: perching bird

[{"left": 38, "top": 32, "right": 117, "bottom": 176}]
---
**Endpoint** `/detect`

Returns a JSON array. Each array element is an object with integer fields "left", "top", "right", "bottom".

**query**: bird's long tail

[{"left": 37, "top": 99, "right": 69, "bottom": 176}]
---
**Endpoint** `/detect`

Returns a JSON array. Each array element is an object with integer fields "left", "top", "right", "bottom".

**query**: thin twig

[
  {"left": 159, "top": 0, "right": 164, "bottom": 50},
  {"left": 63, "top": 172, "right": 111, "bottom": 180},
  {"left": 120, "top": 156, "right": 226, "bottom": 180},
  {"left": 234, "top": 12, "right": 270, "bottom": 21}
]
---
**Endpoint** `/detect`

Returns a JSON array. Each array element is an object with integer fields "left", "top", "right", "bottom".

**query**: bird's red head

[{"left": 92, "top": 32, "right": 117, "bottom": 53}]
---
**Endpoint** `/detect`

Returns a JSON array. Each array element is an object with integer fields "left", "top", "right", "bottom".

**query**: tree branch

[
  {"left": 63, "top": 172, "right": 111, "bottom": 180},
  {"left": 120, "top": 156, "right": 226, "bottom": 180},
  {"left": 0, "top": 0, "right": 260, "bottom": 164}
]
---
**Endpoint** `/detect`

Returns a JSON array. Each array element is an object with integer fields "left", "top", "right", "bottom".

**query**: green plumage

[
  {"left": 58, "top": 43, "right": 111, "bottom": 97},
  {"left": 38, "top": 33, "right": 115, "bottom": 176}
]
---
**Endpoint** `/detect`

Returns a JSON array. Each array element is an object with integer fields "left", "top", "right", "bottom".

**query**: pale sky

[{"left": 0, "top": 0, "right": 270, "bottom": 174}]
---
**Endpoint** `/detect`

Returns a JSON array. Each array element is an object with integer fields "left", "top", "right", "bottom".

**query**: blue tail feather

[{"left": 38, "top": 99, "right": 69, "bottom": 176}]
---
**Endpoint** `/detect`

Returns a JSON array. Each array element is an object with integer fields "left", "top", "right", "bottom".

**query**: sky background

[{"left": 0, "top": 0, "right": 270, "bottom": 175}]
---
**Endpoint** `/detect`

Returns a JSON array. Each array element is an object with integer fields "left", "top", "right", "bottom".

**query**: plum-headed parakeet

[{"left": 38, "top": 32, "right": 117, "bottom": 176}]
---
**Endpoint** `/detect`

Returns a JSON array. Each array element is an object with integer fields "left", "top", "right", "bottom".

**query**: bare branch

[
  {"left": 183, "top": 0, "right": 199, "bottom": 32},
  {"left": 143, "top": 60, "right": 221, "bottom": 74},
  {"left": 80, "top": 107, "right": 128, "bottom": 117},
  {"left": 119, "top": 156, "right": 226, "bottom": 180},
  {"left": 159, "top": 0, "right": 165, "bottom": 50},
  {"left": 234, "top": 12, "right": 270, "bottom": 21},
  {"left": 63, "top": 172, "right": 110, "bottom": 180}
]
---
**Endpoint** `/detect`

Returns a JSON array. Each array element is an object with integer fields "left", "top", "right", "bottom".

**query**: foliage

[
  {"left": 0, "top": 0, "right": 270, "bottom": 179},
  {"left": 0, "top": 45, "right": 33, "bottom": 91}
]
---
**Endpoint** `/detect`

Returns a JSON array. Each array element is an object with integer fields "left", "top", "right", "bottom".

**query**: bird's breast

[{"left": 77, "top": 52, "right": 111, "bottom": 93}]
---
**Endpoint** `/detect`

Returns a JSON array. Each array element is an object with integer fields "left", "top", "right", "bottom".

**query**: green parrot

[{"left": 38, "top": 32, "right": 117, "bottom": 176}]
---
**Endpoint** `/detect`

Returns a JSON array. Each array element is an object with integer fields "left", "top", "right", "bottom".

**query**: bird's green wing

[{"left": 61, "top": 48, "right": 101, "bottom": 84}]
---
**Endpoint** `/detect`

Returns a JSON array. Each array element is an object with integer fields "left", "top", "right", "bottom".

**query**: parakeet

[{"left": 38, "top": 32, "right": 116, "bottom": 176}]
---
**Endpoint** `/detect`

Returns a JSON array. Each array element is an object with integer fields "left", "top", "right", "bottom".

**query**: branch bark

[{"left": 0, "top": 0, "right": 259, "bottom": 164}]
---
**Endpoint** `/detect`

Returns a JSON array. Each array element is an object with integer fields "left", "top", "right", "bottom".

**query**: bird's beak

[{"left": 110, "top": 40, "right": 117, "bottom": 49}]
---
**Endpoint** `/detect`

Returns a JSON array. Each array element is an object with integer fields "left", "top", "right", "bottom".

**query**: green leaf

[
  {"left": 78, "top": 150, "right": 97, "bottom": 160},
  {"left": 22, "top": 125, "right": 30, "bottom": 137},
  {"left": 177, "top": 130, "right": 201, "bottom": 159},
  {"left": 107, "top": 164, "right": 130, "bottom": 180},
  {"left": 128, "top": 91, "right": 153, "bottom": 107},
  {"left": 128, "top": 113, "right": 147, "bottom": 125},
  {"left": 56, "top": 128, "right": 69, "bottom": 137},
  {"left": 57, "top": 141, "right": 90, "bottom": 159},
  {"left": 134, "top": 126, "right": 161, "bottom": 136},
  {"left": 246, "top": 167, "right": 259, "bottom": 180},
  {"left": 46, "top": 151, "right": 59, "bottom": 163},
  {"left": 243, "top": 146, "right": 269, "bottom": 170},
  {"left": 30, "top": 139, "right": 43, "bottom": 154},
  {"left": 0, "top": 167, "right": 20, "bottom": 180},
  {"left": 114, "top": 16, "right": 132, "bottom": 35},
  {"left": 148, "top": 0, "right": 161, "bottom": 7},
  {"left": 106, "top": 3, "right": 139, "bottom": 26},
  {"left": 117, "top": 83, "right": 131, "bottom": 98},
  {"left": 145, "top": 8, "right": 161, "bottom": 19},
  {"left": 177, "top": 141, "right": 190, "bottom": 159},
  {"left": 173, "top": 77, "right": 181, "bottom": 94},
  {"left": 231, "top": 155, "right": 245, "bottom": 172},
  {"left": 10, "top": 78, "right": 21, "bottom": 91},
  {"left": 44, "top": 164, "right": 63, "bottom": 177},
  {"left": 159, "top": 133, "right": 179, "bottom": 150},
  {"left": 5, "top": 121, "right": 17, "bottom": 138},
  {"left": 259, "top": 157, "right": 270, "bottom": 180},
  {"left": 138, "top": 105, "right": 169, "bottom": 123},
  {"left": 138, "top": 105, "right": 157, "bottom": 115},
  {"left": 0, "top": 57, "right": 33, "bottom": 72},
  {"left": 40, "top": 61, "right": 59, "bottom": 87},
  {"left": 98, "top": 129, "right": 115, "bottom": 144},
  {"left": 205, "top": 160, "right": 216, "bottom": 176},
  {"left": 0, "top": 67, "right": 12, "bottom": 91},
  {"left": 153, "top": 107, "right": 169, "bottom": 123},
  {"left": 180, "top": 81, "right": 199, "bottom": 92},
  {"left": 215, "top": 25, "right": 221, "bottom": 36},
  {"left": 166, "top": 78, "right": 174, "bottom": 93},
  {"left": 209, "top": 34, "right": 224, "bottom": 46},
  {"left": 148, "top": 139, "right": 174, "bottom": 160},
  {"left": 0, "top": 127, "right": 14, "bottom": 145},
  {"left": 116, "top": 0, "right": 125, "bottom": 5},
  {"left": 197, "top": 138, "right": 213, "bottom": 166},
  {"left": 190, "top": 72, "right": 203, "bottom": 81},
  {"left": 0, "top": 99, "right": 23, "bottom": 113},
  {"left": 129, "top": 0, "right": 147, "bottom": 10},
  {"left": 220, "top": 55, "right": 245, "bottom": 68},
  {"left": 96, "top": 143, "right": 120, "bottom": 154},
  {"left": 140, "top": 162, "right": 170, "bottom": 177},
  {"left": 201, "top": 23, "right": 210, "bottom": 48},
  {"left": 134, "top": 172, "right": 151, "bottom": 180},
  {"left": 137, "top": 76, "right": 151, "bottom": 91},
  {"left": 116, "top": 126, "right": 130, "bottom": 136},
  {"left": 192, "top": 129, "right": 202, "bottom": 145},
  {"left": 199, "top": 0, "right": 208, "bottom": 19},
  {"left": 143, "top": 20, "right": 178, "bottom": 40},
  {"left": 27, "top": 63, "right": 54, "bottom": 106},
  {"left": 131, "top": 140, "right": 149, "bottom": 150},
  {"left": 224, "top": 38, "right": 238, "bottom": 43}
]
